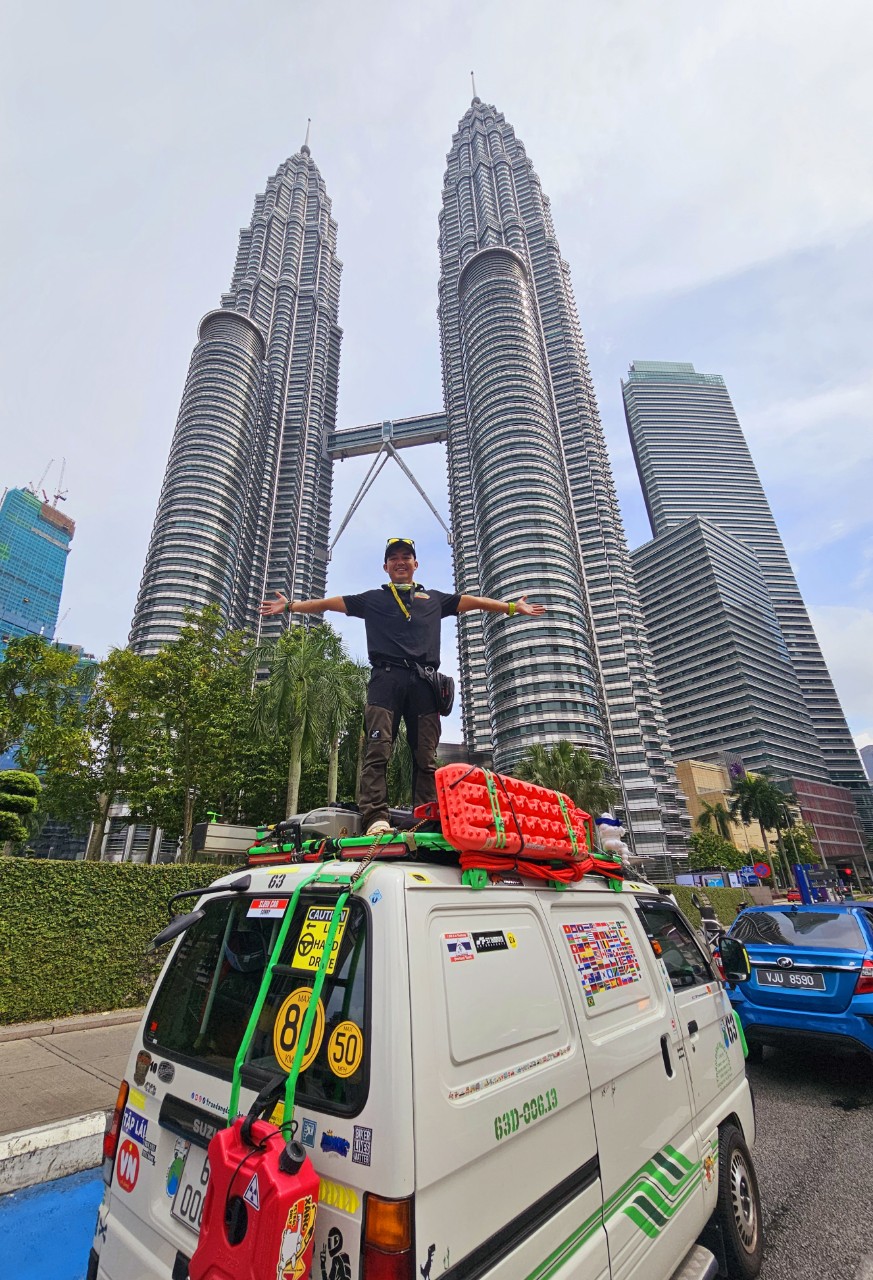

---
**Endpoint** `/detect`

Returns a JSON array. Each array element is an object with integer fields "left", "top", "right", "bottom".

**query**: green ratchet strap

[
  {"left": 556, "top": 794, "right": 579, "bottom": 858},
  {"left": 483, "top": 769, "right": 506, "bottom": 849},
  {"left": 229, "top": 865, "right": 323, "bottom": 1125},
  {"left": 228, "top": 860, "right": 378, "bottom": 1130},
  {"left": 298, "top": 831, "right": 455, "bottom": 854}
]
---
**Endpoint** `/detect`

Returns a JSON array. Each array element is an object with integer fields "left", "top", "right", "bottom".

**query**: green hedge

[
  {"left": 0, "top": 859, "right": 757, "bottom": 1026},
  {"left": 662, "top": 884, "right": 754, "bottom": 930},
  {"left": 0, "top": 858, "right": 220, "bottom": 1025}
]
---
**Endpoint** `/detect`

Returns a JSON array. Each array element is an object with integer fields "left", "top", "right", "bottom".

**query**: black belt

[{"left": 371, "top": 659, "right": 438, "bottom": 672}]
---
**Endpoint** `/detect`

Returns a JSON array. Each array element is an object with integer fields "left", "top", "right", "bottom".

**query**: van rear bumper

[{"left": 669, "top": 1243, "right": 719, "bottom": 1280}]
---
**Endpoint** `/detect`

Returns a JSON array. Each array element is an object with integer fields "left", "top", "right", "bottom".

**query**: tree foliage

[
  {"left": 514, "top": 740, "right": 618, "bottom": 815},
  {"left": 781, "top": 821, "right": 821, "bottom": 866},
  {"left": 0, "top": 634, "right": 92, "bottom": 771},
  {"left": 729, "top": 772, "right": 798, "bottom": 883},
  {"left": 696, "top": 799, "right": 733, "bottom": 841},
  {"left": 0, "top": 770, "right": 42, "bottom": 844},
  {"left": 0, "top": 609, "right": 414, "bottom": 857},
  {"left": 688, "top": 828, "right": 749, "bottom": 872}
]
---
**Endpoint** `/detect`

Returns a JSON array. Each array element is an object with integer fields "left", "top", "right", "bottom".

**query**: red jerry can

[{"left": 189, "top": 1118, "right": 320, "bottom": 1280}]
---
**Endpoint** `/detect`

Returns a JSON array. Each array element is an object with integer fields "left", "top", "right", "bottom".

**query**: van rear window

[{"left": 144, "top": 893, "right": 369, "bottom": 1115}]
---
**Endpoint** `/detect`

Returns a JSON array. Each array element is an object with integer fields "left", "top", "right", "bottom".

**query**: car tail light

[
  {"left": 103, "top": 1079, "right": 129, "bottom": 1184},
  {"left": 855, "top": 959, "right": 873, "bottom": 995},
  {"left": 361, "top": 1194, "right": 414, "bottom": 1280}
]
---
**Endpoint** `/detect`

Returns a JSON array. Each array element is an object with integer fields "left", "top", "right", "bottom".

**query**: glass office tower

[
  {"left": 623, "top": 360, "right": 872, "bottom": 831},
  {"left": 0, "top": 486, "right": 75, "bottom": 656},
  {"left": 632, "top": 516, "right": 827, "bottom": 777}
]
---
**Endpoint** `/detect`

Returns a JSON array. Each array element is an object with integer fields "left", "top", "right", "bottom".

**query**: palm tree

[
  {"left": 322, "top": 660, "right": 369, "bottom": 804},
  {"left": 515, "top": 740, "right": 618, "bottom": 815},
  {"left": 252, "top": 624, "right": 338, "bottom": 817},
  {"left": 696, "top": 799, "right": 733, "bottom": 842},
  {"left": 729, "top": 774, "right": 794, "bottom": 885}
]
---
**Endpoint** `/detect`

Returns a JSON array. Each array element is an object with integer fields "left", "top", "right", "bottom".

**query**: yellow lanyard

[{"left": 389, "top": 582, "right": 413, "bottom": 622}]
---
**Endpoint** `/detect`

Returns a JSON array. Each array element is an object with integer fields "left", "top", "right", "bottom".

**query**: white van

[{"left": 86, "top": 856, "right": 761, "bottom": 1280}]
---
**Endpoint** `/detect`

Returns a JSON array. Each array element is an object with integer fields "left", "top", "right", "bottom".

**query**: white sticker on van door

[
  {"left": 562, "top": 920, "right": 642, "bottom": 1006},
  {"left": 443, "top": 931, "right": 474, "bottom": 962}
]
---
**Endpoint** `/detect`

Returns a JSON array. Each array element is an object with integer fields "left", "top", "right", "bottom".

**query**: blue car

[{"left": 727, "top": 903, "right": 873, "bottom": 1062}]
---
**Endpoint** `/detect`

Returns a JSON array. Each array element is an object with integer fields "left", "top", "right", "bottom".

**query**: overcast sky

[{"left": 2, "top": 0, "right": 871, "bottom": 750}]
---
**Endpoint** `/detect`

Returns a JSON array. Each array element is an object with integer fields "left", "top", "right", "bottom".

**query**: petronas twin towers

[{"left": 130, "top": 99, "right": 688, "bottom": 862}]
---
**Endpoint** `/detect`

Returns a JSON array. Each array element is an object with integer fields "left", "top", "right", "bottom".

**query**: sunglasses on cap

[{"left": 384, "top": 537, "right": 416, "bottom": 557}]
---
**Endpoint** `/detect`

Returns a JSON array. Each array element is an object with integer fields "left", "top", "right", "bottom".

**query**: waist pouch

[{"left": 415, "top": 663, "right": 455, "bottom": 716}]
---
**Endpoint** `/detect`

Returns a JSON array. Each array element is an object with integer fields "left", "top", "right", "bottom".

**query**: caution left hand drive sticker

[{"left": 292, "top": 906, "right": 349, "bottom": 974}]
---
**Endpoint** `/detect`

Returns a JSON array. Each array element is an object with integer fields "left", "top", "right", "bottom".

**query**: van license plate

[
  {"left": 758, "top": 968, "right": 825, "bottom": 990},
  {"left": 171, "top": 1145, "right": 210, "bottom": 1234}
]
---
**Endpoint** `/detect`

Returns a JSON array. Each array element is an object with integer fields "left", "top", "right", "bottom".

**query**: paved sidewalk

[{"left": 0, "top": 1010, "right": 142, "bottom": 1190}]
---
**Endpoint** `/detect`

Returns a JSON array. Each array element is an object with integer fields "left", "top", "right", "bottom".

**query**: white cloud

[
  {"left": 738, "top": 377, "right": 873, "bottom": 556},
  {"left": 807, "top": 605, "right": 873, "bottom": 740},
  {"left": 2, "top": 0, "right": 873, "bottom": 660}
]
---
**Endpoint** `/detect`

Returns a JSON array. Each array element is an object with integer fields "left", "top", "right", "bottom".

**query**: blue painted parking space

[{"left": 1, "top": 1169, "right": 102, "bottom": 1280}]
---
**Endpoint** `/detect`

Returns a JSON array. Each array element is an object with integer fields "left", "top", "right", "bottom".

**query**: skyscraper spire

[
  {"left": 130, "top": 149, "right": 343, "bottom": 655},
  {"left": 437, "top": 98, "right": 688, "bottom": 864},
  {"left": 302, "top": 117, "right": 311, "bottom": 153},
  {"left": 470, "top": 70, "right": 478, "bottom": 100}
]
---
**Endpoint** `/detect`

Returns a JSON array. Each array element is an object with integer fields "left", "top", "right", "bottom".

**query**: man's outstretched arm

[
  {"left": 456, "top": 594, "right": 545, "bottom": 617},
  {"left": 259, "top": 592, "right": 349, "bottom": 617}
]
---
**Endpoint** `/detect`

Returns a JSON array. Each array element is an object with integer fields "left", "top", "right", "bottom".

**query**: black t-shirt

[{"left": 343, "top": 585, "right": 461, "bottom": 666}]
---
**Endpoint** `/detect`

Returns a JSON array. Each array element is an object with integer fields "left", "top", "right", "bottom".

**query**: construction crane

[
  {"left": 28, "top": 459, "right": 53, "bottom": 498},
  {"left": 52, "top": 458, "right": 68, "bottom": 506}
]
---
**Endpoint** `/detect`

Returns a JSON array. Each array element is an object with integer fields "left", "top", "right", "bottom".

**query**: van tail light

[
  {"left": 361, "top": 1193, "right": 414, "bottom": 1280},
  {"left": 103, "top": 1080, "right": 129, "bottom": 1184},
  {"left": 855, "top": 959, "right": 873, "bottom": 995}
]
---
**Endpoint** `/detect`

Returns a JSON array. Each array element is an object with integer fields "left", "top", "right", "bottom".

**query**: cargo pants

[{"left": 358, "top": 664, "right": 441, "bottom": 829}]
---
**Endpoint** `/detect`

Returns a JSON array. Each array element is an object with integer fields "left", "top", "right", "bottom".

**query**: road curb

[
  {"left": 0, "top": 1007, "right": 144, "bottom": 1044},
  {"left": 0, "top": 1112, "right": 107, "bottom": 1193}
]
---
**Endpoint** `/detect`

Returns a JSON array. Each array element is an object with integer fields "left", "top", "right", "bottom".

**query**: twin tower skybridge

[{"left": 326, "top": 412, "right": 453, "bottom": 558}]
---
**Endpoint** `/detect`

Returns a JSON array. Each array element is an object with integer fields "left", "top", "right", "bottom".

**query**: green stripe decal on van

[
  {"left": 526, "top": 1207, "right": 605, "bottom": 1280},
  {"left": 525, "top": 1143, "right": 706, "bottom": 1278}
]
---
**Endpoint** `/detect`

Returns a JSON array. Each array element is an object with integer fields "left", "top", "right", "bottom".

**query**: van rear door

[
  {"left": 406, "top": 886, "right": 609, "bottom": 1279},
  {"left": 100, "top": 874, "right": 378, "bottom": 1280}
]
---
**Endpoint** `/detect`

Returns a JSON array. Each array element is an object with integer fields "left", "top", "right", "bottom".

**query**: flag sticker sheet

[{"left": 562, "top": 920, "right": 642, "bottom": 1007}]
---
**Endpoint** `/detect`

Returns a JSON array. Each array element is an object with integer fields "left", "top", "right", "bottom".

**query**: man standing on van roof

[{"left": 260, "top": 537, "right": 546, "bottom": 835}]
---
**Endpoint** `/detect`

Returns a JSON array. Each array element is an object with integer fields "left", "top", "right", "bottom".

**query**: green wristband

[{"left": 507, "top": 601, "right": 516, "bottom": 617}]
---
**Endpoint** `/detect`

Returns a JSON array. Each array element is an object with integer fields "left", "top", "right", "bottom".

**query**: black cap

[{"left": 384, "top": 537, "right": 416, "bottom": 560}]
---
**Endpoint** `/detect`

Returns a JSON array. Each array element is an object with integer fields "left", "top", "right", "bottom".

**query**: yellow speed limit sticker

[
  {"left": 273, "top": 988, "right": 325, "bottom": 1073},
  {"left": 292, "top": 907, "right": 349, "bottom": 975},
  {"left": 327, "top": 1020, "right": 364, "bottom": 1078}
]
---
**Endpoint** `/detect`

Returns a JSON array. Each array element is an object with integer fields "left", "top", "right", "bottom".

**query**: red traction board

[{"left": 435, "top": 764, "right": 595, "bottom": 860}]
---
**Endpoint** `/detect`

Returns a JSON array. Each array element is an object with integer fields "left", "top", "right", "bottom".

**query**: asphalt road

[
  {"left": 749, "top": 1042, "right": 873, "bottom": 1280},
  {"left": 2, "top": 1039, "right": 871, "bottom": 1280}
]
